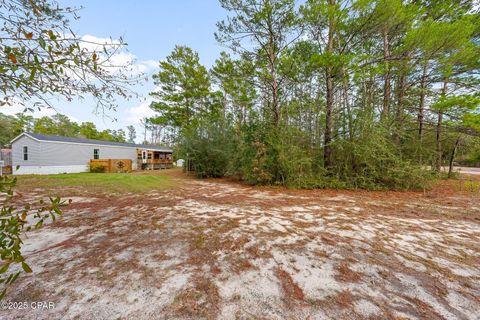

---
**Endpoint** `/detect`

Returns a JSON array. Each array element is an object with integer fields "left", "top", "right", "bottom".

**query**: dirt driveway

[{"left": 3, "top": 172, "right": 480, "bottom": 319}]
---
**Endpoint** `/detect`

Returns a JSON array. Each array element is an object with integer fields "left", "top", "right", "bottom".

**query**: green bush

[
  {"left": 179, "top": 121, "right": 436, "bottom": 191},
  {"left": 90, "top": 164, "right": 106, "bottom": 173},
  {"left": 179, "top": 120, "right": 235, "bottom": 178},
  {"left": 331, "top": 128, "right": 435, "bottom": 190}
]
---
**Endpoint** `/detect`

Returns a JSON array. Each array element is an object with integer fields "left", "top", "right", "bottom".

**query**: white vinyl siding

[
  {"left": 12, "top": 135, "right": 139, "bottom": 173},
  {"left": 12, "top": 136, "right": 40, "bottom": 167},
  {"left": 37, "top": 142, "right": 138, "bottom": 166}
]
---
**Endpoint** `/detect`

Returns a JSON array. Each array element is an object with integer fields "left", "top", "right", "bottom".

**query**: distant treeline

[{"left": 0, "top": 112, "right": 137, "bottom": 147}]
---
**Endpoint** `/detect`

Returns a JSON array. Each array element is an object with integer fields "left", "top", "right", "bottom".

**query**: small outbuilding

[
  {"left": 176, "top": 159, "right": 185, "bottom": 168},
  {"left": 11, "top": 132, "right": 173, "bottom": 175}
]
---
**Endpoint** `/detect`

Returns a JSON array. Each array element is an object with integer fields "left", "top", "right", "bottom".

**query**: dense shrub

[
  {"left": 179, "top": 122, "right": 436, "bottom": 191},
  {"left": 90, "top": 164, "right": 106, "bottom": 173},
  {"left": 331, "top": 128, "right": 436, "bottom": 190},
  {"left": 179, "top": 120, "right": 235, "bottom": 178}
]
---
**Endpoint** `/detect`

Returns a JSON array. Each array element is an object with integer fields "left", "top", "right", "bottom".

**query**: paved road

[{"left": 446, "top": 166, "right": 480, "bottom": 175}]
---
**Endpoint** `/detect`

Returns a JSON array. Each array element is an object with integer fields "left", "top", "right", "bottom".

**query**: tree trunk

[
  {"left": 185, "top": 96, "right": 190, "bottom": 126},
  {"left": 324, "top": 0, "right": 335, "bottom": 169},
  {"left": 382, "top": 27, "right": 391, "bottom": 120},
  {"left": 418, "top": 61, "right": 429, "bottom": 139},
  {"left": 448, "top": 136, "right": 460, "bottom": 178},
  {"left": 266, "top": 13, "right": 279, "bottom": 127},
  {"left": 435, "top": 78, "right": 448, "bottom": 171},
  {"left": 271, "top": 59, "right": 279, "bottom": 126},
  {"left": 394, "top": 70, "right": 406, "bottom": 144},
  {"left": 342, "top": 69, "right": 353, "bottom": 141},
  {"left": 365, "top": 76, "right": 375, "bottom": 121}
]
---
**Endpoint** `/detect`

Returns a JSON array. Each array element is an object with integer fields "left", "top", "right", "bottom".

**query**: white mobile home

[{"left": 11, "top": 132, "right": 173, "bottom": 175}]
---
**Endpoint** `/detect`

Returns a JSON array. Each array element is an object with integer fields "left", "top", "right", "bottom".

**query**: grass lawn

[{"left": 15, "top": 172, "right": 174, "bottom": 195}]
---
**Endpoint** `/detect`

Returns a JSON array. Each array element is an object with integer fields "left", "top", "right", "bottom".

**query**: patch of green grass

[{"left": 16, "top": 172, "right": 174, "bottom": 194}]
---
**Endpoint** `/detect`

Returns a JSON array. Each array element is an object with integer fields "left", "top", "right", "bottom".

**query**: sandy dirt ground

[{"left": 2, "top": 171, "right": 480, "bottom": 319}]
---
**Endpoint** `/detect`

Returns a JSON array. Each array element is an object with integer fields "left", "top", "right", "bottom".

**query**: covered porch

[{"left": 137, "top": 148, "right": 173, "bottom": 170}]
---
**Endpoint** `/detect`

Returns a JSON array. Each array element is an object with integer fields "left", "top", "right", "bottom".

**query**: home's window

[
  {"left": 154, "top": 153, "right": 160, "bottom": 160},
  {"left": 137, "top": 152, "right": 142, "bottom": 160},
  {"left": 160, "top": 153, "right": 165, "bottom": 159},
  {"left": 166, "top": 153, "right": 172, "bottom": 160},
  {"left": 147, "top": 152, "right": 152, "bottom": 160},
  {"left": 23, "top": 146, "right": 28, "bottom": 161},
  {"left": 93, "top": 149, "right": 99, "bottom": 159}
]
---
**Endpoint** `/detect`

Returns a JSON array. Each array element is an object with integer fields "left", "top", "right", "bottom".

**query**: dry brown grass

[
  {"left": 321, "top": 233, "right": 338, "bottom": 245},
  {"left": 378, "top": 269, "right": 392, "bottom": 279},
  {"left": 433, "top": 278, "right": 449, "bottom": 298},
  {"left": 170, "top": 277, "right": 220, "bottom": 320},
  {"left": 402, "top": 295, "right": 445, "bottom": 320},
  {"left": 275, "top": 267, "right": 305, "bottom": 305},
  {"left": 229, "top": 256, "right": 256, "bottom": 274},
  {"left": 314, "top": 249, "right": 330, "bottom": 258},
  {"left": 335, "top": 261, "right": 362, "bottom": 283},
  {"left": 334, "top": 290, "right": 354, "bottom": 308},
  {"left": 399, "top": 252, "right": 456, "bottom": 279},
  {"left": 6, "top": 171, "right": 479, "bottom": 319}
]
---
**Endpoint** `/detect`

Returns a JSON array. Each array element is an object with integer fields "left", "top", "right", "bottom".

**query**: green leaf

[
  {"left": 48, "top": 30, "right": 56, "bottom": 40},
  {"left": 10, "top": 272, "right": 20, "bottom": 283},
  {"left": 39, "top": 37, "right": 46, "bottom": 50},
  {"left": 29, "top": 68, "right": 36, "bottom": 81},
  {"left": 35, "top": 219, "right": 43, "bottom": 229},
  {"left": 0, "top": 263, "right": 10, "bottom": 274},
  {"left": 21, "top": 262, "right": 32, "bottom": 273}
]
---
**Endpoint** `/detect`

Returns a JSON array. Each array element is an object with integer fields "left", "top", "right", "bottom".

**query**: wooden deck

[
  {"left": 137, "top": 149, "right": 173, "bottom": 170},
  {"left": 139, "top": 161, "right": 174, "bottom": 170}
]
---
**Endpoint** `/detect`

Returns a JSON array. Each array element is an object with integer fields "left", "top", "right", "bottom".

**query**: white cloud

[
  {"left": 80, "top": 34, "right": 121, "bottom": 52},
  {"left": 0, "top": 98, "right": 83, "bottom": 123},
  {"left": 108, "top": 52, "right": 158, "bottom": 76},
  {"left": 123, "top": 100, "right": 160, "bottom": 143},
  {"left": 80, "top": 34, "right": 158, "bottom": 77},
  {"left": 143, "top": 60, "right": 158, "bottom": 69},
  {"left": 1, "top": 98, "right": 56, "bottom": 118},
  {"left": 125, "top": 100, "right": 157, "bottom": 124}
]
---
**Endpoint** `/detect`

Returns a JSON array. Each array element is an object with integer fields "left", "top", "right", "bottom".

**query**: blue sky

[
  {"left": 63, "top": 0, "right": 226, "bottom": 66},
  {"left": 4, "top": 0, "right": 228, "bottom": 141}
]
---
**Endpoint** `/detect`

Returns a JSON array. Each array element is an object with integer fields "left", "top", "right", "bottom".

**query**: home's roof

[{"left": 13, "top": 132, "right": 172, "bottom": 152}]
